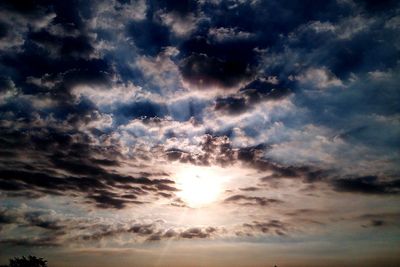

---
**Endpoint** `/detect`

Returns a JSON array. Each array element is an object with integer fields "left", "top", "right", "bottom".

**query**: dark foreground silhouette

[
  {"left": 0, "top": 256, "right": 278, "bottom": 267},
  {"left": 0, "top": 256, "right": 47, "bottom": 267}
]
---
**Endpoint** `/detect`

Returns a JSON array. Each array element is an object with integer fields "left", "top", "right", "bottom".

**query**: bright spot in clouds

[{"left": 176, "top": 166, "right": 226, "bottom": 208}]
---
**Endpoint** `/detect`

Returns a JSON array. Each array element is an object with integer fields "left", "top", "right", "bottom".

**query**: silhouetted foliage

[{"left": 5, "top": 256, "right": 47, "bottom": 267}]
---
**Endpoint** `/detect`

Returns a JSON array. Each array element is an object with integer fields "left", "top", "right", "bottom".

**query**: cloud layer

[{"left": 0, "top": 0, "right": 399, "bottom": 266}]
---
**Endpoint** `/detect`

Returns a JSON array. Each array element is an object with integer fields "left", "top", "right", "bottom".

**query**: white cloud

[
  {"left": 208, "top": 27, "right": 254, "bottom": 42},
  {"left": 295, "top": 67, "right": 344, "bottom": 89},
  {"left": 159, "top": 12, "right": 201, "bottom": 37},
  {"left": 292, "top": 16, "right": 374, "bottom": 41},
  {"left": 72, "top": 83, "right": 153, "bottom": 107}
]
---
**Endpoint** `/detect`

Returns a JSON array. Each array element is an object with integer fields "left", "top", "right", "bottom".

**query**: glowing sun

[{"left": 175, "top": 166, "right": 225, "bottom": 208}]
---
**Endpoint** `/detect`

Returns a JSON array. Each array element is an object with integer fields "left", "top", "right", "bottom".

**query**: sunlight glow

[{"left": 175, "top": 166, "right": 226, "bottom": 208}]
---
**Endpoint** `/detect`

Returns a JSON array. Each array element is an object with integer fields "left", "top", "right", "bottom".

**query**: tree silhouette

[{"left": 7, "top": 256, "right": 47, "bottom": 267}]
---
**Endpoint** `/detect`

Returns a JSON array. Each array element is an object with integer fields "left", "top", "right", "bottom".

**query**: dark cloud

[
  {"left": 239, "top": 187, "right": 261, "bottom": 192},
  {"left": 0, "top": 102, "right": 179, "bottom": 209},
  {"left": 165, "top": 148, "right": 187, "bottom": 161},
  {"left": 285, "top": 208, "right": 328, "bottom": 217},
  {"left": 87, "top": 193, "right": 136, "bottom": 210},
  {"left": 0, "top": 210, "right": 16, "bottom": 224},
  {"left": 240, "top": 220, "right": 289, "bottom": 236},
  {"left": 214, "top": 96, "right": 247, "bottom": 115},
  {"left": 358, "top": 212, "right": 400, "bottom": 228},
  {"left": 24, "top": 211, "right": 64, "bottom": 230},
  {"left": 270, "top": 167, "right": 326, "bottom": 183},
  {"left": 224, "top": 195, "right": 283, "bottom": 207},
  {"left": 154, "top": 183, "right": 178, "bottom": 192},
  {"left": 180, "top": 227, "right": 217, "bottom": 239},
  {"left": 128, "top": 223, "right": 156, "bottom": 236},
  {"left": 0, "top": 165, "right": 177, "bottom": 210},
  {"left": 170, "top": 198, "right": 188, "bottom": 208},
  {"left": 370, "top": 220, "right": 385, "bottom": 227},
  {"left": 214, "top": 78, "right": 292, "bottom": 114},
  {"left": 179, "top": 52, "right": 254, "bottom": 89},
  {"left": 240, "top": 78, "right": 291, "bottom": 100},
  {"left": 358, "top": 212, "right": 400, "bottom": 221},
  {"left": 0, "top": 0, "right": 54, "bottom": 18},
  {"left": 1, "top": 206, "right": 223, "bottom": 245},
  {"left": 237, "top": 144, "right": 269, "bottom": 164},
  {"left": 0, "top": 207, "right": 67, "bottom": 247},
  {"left": 332, "top": 176, "right": 400, "bottom": 195},
  {"left": 76, "top": 223, "right": 157, "bottom": 242},
  {"left": 176, "top": 0, "right": 362, "bottom": 90},
  {"left": 75, "top": 223, "right": 219, "bottom": 243},
  {"left": 355, "top": 212, "right": 400, "bottom": 228},
  {"left": 237, "top": 145, "right": 327, "bottom": 183},
  {"left": 0, "top": 236, "right": 62, "bottom": 247},
  {"left": 0, "top": 0, "right": 399, "bottom": 256}
]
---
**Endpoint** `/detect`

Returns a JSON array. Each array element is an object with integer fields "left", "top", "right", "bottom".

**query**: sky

[{"left": 0, "top": 0, "right": 399, "bottom": 266}]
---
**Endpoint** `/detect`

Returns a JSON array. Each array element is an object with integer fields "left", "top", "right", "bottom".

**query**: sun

[{"left": 175, "top": 166, "right": 225, "bottom": 208}]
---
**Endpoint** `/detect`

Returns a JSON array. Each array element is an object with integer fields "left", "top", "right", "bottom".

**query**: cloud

[
  {"left": 23, "top": 211, "right": 65, "bottom": 230},
  {"left": 214, "top": 78, "right": 292, "bottom": 115},
  {"left": 0, "top": 124, "right": 179, "bottom": 209},
  {"left": 224, "top": 195, "right": 283, "bottom": 207},
  {"left": 180, "top": 227, "right": 217, "bottom": 239},
  {"left": 0, "top": 236, "right": 62, "bottom": 247},
  {"left": 179, "top": 52, "right": 254, "bottom": 89},
  {"left": 165, "top": 134, "right": 235, "bottom": 166},
  {"left": 0, "top": 207, "right": 67, "bottom": 247},
  {"left": 357, "top": 212, "right": 400, "bottom": 228},
  {"left": 75, "top": 223, "right": 220, "bottom": 243},
  {"left": 159, "top": 11, "right": 200, "bottom": 37},
  {"left": 0, "top": 206, "right": 220, "bottom": 246},
  {"left": 0, "top": 0, "right": 56, "bottom": 52},
  {"left": 0, "top": 209, "right": 17, "bottom": 224},
  {"left": 239, "top": 187, "right": 260, "bottom": 192},
  {"left": 239, "top": 220, "right": 289, "bottom": 236},
  {"left": 294, "top": 67, "right": 344, "bottom": 89},
  {"left": 331, "top": 176, "right": 400, "bottom": 195},
  {"left": 0, "top": 0, "right": 399, "bottom": 257},
  {"left": 208, "top": 27, "right": 254, "bottom": 42}
]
